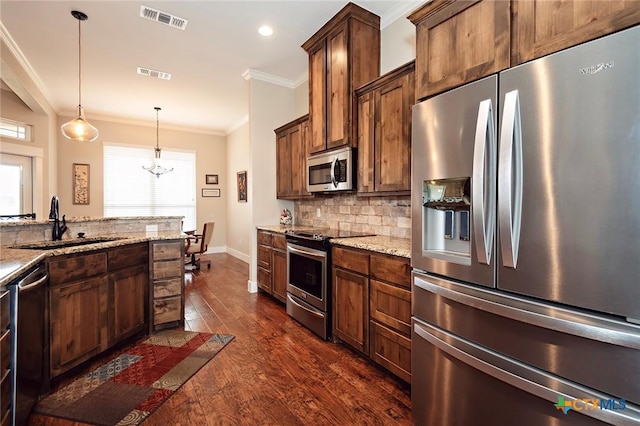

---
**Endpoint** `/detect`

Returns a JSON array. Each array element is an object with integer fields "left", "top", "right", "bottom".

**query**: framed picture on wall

[
  {"left": 202, "top": 188, "right": 220, "bottom": 197},
  {"left": 237, "top": 170, "right": 247, "bottom": 202},
  {"left": 72, "top": 163, "right": 90, "bottom": 205},
  {"left": 205, "top": 174, "right": 219, "bottom": 185}
]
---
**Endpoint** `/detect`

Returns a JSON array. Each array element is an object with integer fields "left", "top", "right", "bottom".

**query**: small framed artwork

[
  {"left": 72, "top": 163, "right": 90, "bottom": 205},
  {"left": 202, "top": 188, "right": 220, "bottom": 197},
  {"left": 237, "top": 170, "right": 247, "bottom": 202},
  {"left": 205, "top": 174, "right": 219, "bottom": 185}
]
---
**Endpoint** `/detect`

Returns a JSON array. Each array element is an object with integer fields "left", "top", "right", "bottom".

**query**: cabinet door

[
  {"left": 109, "top": 265, "right": 147, "bottom": 346},
  {"left": 512, "top": 1, "right": 640, "bottom": 65},
  {"left": 333, "top": 268, "right": 369, "bottom": 355},
  {"left": 374, "top": 73, "right": 413, "bottom": 192},
  {"left": 411, "top": 0, "right": 510, "bottom": 99},
  {"left": 308, "top": 42, "right": 327, "bottom": 155},
  {"left": 50, "top": 277, "right": 108, "bottom": 377},
  {"left": 272, "top": 250, "right": 287, "bottom": 303},
  {"left": 357, "top": 90, "right": 375, "bottom": 193},
  {"left": 326, "top": 23, "right": 349, "bottom": 151},
  {"left": 291, "top": 121, "right": 308, "bottom": 197},
  {"left": 276, "top": 130, "right": 292, "bottom": 198}
]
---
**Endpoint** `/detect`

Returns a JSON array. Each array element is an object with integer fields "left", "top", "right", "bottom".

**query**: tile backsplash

[{"left": 294, "top": 194, "right": 411, "bottom": 239}]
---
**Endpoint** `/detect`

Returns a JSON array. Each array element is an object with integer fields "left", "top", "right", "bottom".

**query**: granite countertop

[
  {"left": 256, "top": 224, "right": 317, "bottom": 234},
  {"left": 0, "top": 231, "right": 184, "bottom": 289},
  {"left": 257, "top": 225, "right": 411, "bottom": 258},
  {"left": 332, "top": 235, "right": 411, "bottom": 258}
]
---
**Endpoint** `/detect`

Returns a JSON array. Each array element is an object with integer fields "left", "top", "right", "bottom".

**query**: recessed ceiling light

[{"left": 258, "top": 25, "right": 273, "bottom": 37}]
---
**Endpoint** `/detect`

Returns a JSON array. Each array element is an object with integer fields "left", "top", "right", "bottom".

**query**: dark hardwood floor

[{"left": 30, "top": 253, "right": 412, "bottom": 425}]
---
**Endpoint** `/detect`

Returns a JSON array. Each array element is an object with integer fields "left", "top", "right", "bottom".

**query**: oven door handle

[
  {"left": 287, "top": 294, "right": 324, "bottom": 318},
  {"left": 287, "top": 244, "right": 326, "bottom": 262}
]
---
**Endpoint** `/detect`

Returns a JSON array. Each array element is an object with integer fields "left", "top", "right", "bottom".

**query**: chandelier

[{"left": 142, "top": 107, "right": 173, "bottom": 178}]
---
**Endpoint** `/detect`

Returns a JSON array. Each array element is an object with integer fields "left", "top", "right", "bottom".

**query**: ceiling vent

[
  {"left": 140, "top": 5, "right": 188, "bottom": 30},
  {"left": 137, "top": 67, "right": 172, "bottom": 80}
]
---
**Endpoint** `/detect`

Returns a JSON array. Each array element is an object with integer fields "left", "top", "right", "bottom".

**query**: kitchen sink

[{"left": 12, "top": 237, "right": 125, "bottom": 250}]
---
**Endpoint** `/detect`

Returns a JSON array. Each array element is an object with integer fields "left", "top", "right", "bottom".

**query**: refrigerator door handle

[
  {"left": 498, "top": 90, "right": 523, "bottom": 268},
  {"left": 414, "top": 274, "right": 640, "bottom": 349},
  {"left": 472, "top": 99, "right": 496, "bottom": 265},
  {"left": 413, "top": 319, "right": 640, "bottom": 426}
]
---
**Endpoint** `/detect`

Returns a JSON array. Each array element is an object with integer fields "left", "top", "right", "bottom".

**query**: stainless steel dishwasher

[{"left": 9, "top": 264, "right": 48, "bottom": 426}]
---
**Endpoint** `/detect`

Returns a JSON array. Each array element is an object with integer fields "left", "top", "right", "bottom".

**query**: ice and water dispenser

[{"left": 421, "top": 176, "right": 472, "bottom": 265}]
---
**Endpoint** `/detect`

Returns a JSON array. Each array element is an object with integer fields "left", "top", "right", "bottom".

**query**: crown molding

[
  {"left": 242, "top": 68, "right": 295, "bottom": 89},
  {"left": 380, "top": 0, "right": 428, "bottom": 28}
]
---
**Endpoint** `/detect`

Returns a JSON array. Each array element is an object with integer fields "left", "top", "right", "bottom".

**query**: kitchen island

[{"left": 1, "top": 216, "right": 187, "bottom": 423}]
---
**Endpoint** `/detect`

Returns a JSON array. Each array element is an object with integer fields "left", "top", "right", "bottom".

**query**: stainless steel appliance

[
  {"left": 411, "top": 27, "right": 640, "bottom": 425},
  {"left": 285, "top": 229, "right": 374, "bottom": 339},
  {"left": 307, "top": 147, "right": 355, "bottom": 193},
  {"left": 9, "top": 265, "right": 48, "bottom": 426}
]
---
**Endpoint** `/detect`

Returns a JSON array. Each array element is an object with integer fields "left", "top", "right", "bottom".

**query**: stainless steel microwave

[{"left": 307, "top": 147, "right": 354, "bottom": 193}]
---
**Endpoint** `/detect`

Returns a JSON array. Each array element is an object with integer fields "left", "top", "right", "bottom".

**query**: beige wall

[
  {"left": 55, "top": 114, "right": 228, "bottom": 249},
  {"left": 246, "top": 77, "right": 296, "bottom": 290},
  {"left": 381, "top": 13, "right": 417, "bottom": 74},
  {"left": 226, "top": 121, "right": 251, "bottom": 261}
]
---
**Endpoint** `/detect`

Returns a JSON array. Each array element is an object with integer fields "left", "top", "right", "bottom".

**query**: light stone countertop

[
  {"left": 257, "top": 225, "right": 411, "bottom": 258},
  {"left": 0, "top": 231, "right": 185, "bottom": 289},
  {"left": 331, "top": 235, "right": 411, "bottom": 258}
]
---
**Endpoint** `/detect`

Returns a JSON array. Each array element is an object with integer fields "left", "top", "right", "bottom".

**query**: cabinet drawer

[
  {"left": 48, "top": 252, "right": 108, "bottom": 285},
  {"left": 332, "top": 246, "right": 369, "bottom": 275},
  {"left": 153, "top": 296, "right": 182, "bottom": 325},
  {"left": 257, "top": 231, "right": 273, "bottom": 246},
  {"left": 257, "top": 267, "right": 272, "bottom": 292},
  {"left": 0, "top": 329, "right": 9, "bottom": 373},
  {"left": 370, "top": 279, "right": 411, "bottom": 336},
  {"left": 0, "top": 292, "right": 8, "bottom": 332},
  {"left": 154, "top": 278, "right": 182, "bottom": 298},
  {"left": 108, "top": 243, "right": 148, "bottom": 270},
  {"left": 152, "top": 259, "right": 183, "bottom": 280},
  {"left": 152, "top": 241, "right": 182, "bottom": 261},
  {"left": 272, "top": 234, "right": 286, "bottom": 251},
  {"left": 1, "top": 369, "right": 9, "bottom": 425},
  {"left": 370, "top": 254, "right": 410, "bottom": 289},
  {"left": 369, "top": 321, "right": 411, "bottom": 383},
  {"left": 257, "top": 245, "right": 272, "bottom": 269}
]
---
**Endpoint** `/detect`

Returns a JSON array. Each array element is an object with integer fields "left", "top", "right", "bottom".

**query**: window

[
  {"left": 103, "top": 143, "right": 196, "bottom": 230},
  {"left": 0, "top": 153, "right": 33, "bottom": 215},
  {"left": 0, "top": 118, "right": 32, "bottom": 141}
]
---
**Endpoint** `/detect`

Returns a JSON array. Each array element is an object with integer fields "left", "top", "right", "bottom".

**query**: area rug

[{"left": 34, "top": 330, "right": 234, "bottom": 425}]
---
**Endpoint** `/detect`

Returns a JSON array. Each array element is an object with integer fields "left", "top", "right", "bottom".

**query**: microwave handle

[{"left": 330, "top": 158, "right": 338, "bottom": 188}]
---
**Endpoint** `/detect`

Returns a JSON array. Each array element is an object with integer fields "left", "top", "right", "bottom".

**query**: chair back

[{"left": 200, "top": 222, "right": 215, "bottom": 251}]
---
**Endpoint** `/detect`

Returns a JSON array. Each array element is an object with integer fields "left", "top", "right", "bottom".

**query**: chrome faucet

[{"left": 49, "top": 196, "right": 67, "bottom": 240}]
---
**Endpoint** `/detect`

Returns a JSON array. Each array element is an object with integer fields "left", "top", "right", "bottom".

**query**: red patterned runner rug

[{"left": 34, "top": 330, "right": 234, "bottom": 425}]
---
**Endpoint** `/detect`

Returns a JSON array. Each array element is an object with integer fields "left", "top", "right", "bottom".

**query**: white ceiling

[{"left": 1, "top": 1, "right": 421, "bottom": 135}]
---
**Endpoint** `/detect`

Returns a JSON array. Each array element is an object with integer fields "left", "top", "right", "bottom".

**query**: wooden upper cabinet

[
  {"left": 409, "top": 0, "right": 511, "bottom": 100},
  {"left": 512, "top": 0, "right": 640, "bottom": 65},
  {"left": 275, "top": 114, "right": 312, "bottom": 199},
  {"left": 303, "top": 2, "right": 381, "bottom": 155},
  {"left": 356, "top": 61, "right": 414, "bottom": 195}
]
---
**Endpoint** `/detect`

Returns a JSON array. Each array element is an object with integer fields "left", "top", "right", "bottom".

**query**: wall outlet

[{"left": 316, "top": 208, "right": 321, "bottom": 218}]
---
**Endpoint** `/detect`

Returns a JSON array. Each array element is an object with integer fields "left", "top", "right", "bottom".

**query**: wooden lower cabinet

[
  {"left": 150, "top": 241, "right": 184, "bottom": 331},
  {"left": 1, "top": 290, "right": 11, "bottom": 426},
  {"left": 333, "top": 268, "right": 369, "bottom": 355},
  {"left": 272, "top": 250, "right": 287, "bottom": 303},
  {"left": 256, "top": 230, "right": 287, "bottom": 304},
  {"left": 332, "top": 245, "right": 411, "bottom": 382},
  {"left": 48, "top": 243, "right": 150, "bottom": 378},
  {"left": 108, "top": 265, "right": 147, "bottom": 346},
  {"left": 49, "top": 276, "right": 108, "bottom": 377}
]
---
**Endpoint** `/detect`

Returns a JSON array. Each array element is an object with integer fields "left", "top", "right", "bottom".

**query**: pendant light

[
  {"left": 61, "top": 10, "right": 99, "bottom": 142},
  {"left": 142, "top": 107, "right": 174, "bottom": 178}
]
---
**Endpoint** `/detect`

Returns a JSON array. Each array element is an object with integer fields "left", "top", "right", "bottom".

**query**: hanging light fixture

[
  {"left": 142, "top": 107, "right": 174, "bottom": 178},
  {"left": 61, "top": 10, "right": 99, "bottom": 142}
]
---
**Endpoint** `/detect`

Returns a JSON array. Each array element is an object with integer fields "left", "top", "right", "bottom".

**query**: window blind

[{"left": 103, "top": 143, "right": 196, "bottom": 231}]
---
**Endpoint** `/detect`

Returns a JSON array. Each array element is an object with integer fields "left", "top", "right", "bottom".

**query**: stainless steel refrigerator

[{"left": 411, "top": 26, "right": 640, "bottom": 425}]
